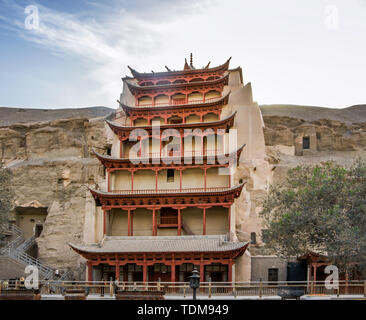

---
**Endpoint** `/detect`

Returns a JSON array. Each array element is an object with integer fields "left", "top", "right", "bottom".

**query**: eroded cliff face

[
  {"left": 262, "top": 115, "right": 366, "bottom": 186},
  {"left": 263, "top": 116, "right": 366, "bottom": 153},
  {"left": 1, "top": 117, "right": 110, "bottom": 276}
]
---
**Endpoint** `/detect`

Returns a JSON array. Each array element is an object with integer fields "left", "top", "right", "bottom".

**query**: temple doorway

[
  {"left": 148, "top": 263, "right": 171, "bottom": 282},
  {"left": 205, "top": 263, "right": 228, "bottom": 282}
]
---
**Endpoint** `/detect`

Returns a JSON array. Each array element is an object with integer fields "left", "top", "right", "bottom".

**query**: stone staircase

[{"left": 0, "top": 224, "right": 72, "bottom": 281}]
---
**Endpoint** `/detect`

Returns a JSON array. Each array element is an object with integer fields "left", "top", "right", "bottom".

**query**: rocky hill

[
  {"left": 0, "top": 106, "right": 114, "bottom": 127},
  {"left": 260, "top": 104, "right": 366, "bottom": 124}
]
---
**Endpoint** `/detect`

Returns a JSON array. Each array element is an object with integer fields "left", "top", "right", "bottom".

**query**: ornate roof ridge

[
  {"left": 87, "top": 182, "right": 245, "bottom": 197},
  {"left": 125, "top": 72, "right": 228, "bottom": 89},
  {"left": 127, "top": 57, "right": 231, "bottom": 79}
]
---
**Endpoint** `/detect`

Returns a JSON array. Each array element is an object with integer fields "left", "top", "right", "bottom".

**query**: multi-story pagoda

[{"left": 70, "top": 56, "right": 251, "bottom": 283}]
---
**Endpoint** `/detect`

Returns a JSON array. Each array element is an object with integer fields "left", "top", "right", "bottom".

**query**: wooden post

[
  {"left": 155, "top": 170, "right": 158, "bottom": 191},
  {"left": 131, "top": 170, "right": 134, "bottom": 191},
  {"left": 152, "top": 209, "right": 156, "bottom": 236},
  {"left": 179, "top": 170, "right": 182, "bottom": 191},
  {"left": 131, "top": 211, "right": 133, "bottom": 236},
  {"left": 180, "top": 134, "right": 183, "bottom": 156},
  {"left": 143, "top": 264, "right": 147, "bottom": 283},
  {"left": 127, "top": 210, "right": 131, "bottom": 236},
  {"left": 208, "top": 278, "right": 212, "bottom": 298},
  {"left": 87, "top": 261, "right": 93, "bottom": 282},
  {"left": 228, "top": 261, "right": 233, "bottom": 283},
  {"left": 103, "top": 210, "right": 106, "bottom": 236},
  {"left": 107, "top": 170, "right": 111, "bottom": 192},
  {"left": 259, "top": 278, "right": 263, "bottom": 298},
  {"left": 120, "top": 140, "right": 123, "bottom": 158},
  {"left": 178, "top": 209, "right": 181, "bottom": 236},
  {"left": 171, "top": 263, "right": 176, "bottom": 283},
  {"left": 203, "top": 208, "right": 206, "bottom": 235},
  {"left": 363, "top": 281, "right": 366, "bottom": 297},
  {"left": 204, "top": 167, "right": 207, "bottom": 191},
  {"left": 200, "top": 263, "right": 204, "bottom": 283}
]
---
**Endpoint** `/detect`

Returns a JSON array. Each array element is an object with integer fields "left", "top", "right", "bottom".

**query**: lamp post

[{"left": 189, "top": 268, "right": 200, "bottom": 300}]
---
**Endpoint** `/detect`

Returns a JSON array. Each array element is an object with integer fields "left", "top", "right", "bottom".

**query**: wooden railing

[
  {"left": 135, "top": 97, "right": 222, "bottom": 108},
  {"left": 158, "top": 216, "right": 178, "bottom": 226},
  {"left": 2, "top": 280, "right": 365, "bottom": 298},
  {"left": 110, "top": 187, "right": 229, "bottom": 195},
  {"left": 125, "top": 149, "right": 221, "bottom": 159}
]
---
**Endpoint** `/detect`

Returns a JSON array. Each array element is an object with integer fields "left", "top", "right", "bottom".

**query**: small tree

[
  {"left": 260, "top": 159, "right": 366, "bottom": 277},
  {"left": 0, "top": 161, "right": 13, "bottom": 246}
]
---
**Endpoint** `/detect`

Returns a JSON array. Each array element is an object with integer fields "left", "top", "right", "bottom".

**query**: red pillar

[
  {"left": 178, "top": 209, "right": 181, "bottom": 236},
  {"left": 103, "top": 210, "right": 106, "bottom": 236},
  {"left": 87, "top": 261, "right": 93, "bottom": 281},
  {"left": 127, "top": 210, "right": 131, "bottom": 236},
  {"left": 107, "top": 170, "right": 111, "bottom": 192},
  {"left": 152, "top": 209, "right": 156, "bottom": 236},
  {"left": 180, "top": 134, "right": 183, "bottom": 156},
  {"left": 200, "top": 263, "right": 204, "bottom": 282},
  {"left": 171, "top": 263, "right": 176, "bottom": 283},
  {"left": 131, "top": 211, "right": 133, "bottom": 236},
  {"left": 120, "top": 140, "right": 123, "bottom": 158},
  {"left": 143, "top": 264, "right": 147, "bottom": 283},
  {"left": 155, "top": 170, "right": 158, "bottom": 191},
  {"left": 203, "top": 208, "right": 206, "bottom": 235},
  {"left": 179, "top": 170, "right": 182, "bottom": 191},
  {"left": 204, "top": 167, "right": 207, "bottom": 191},
  {"left": 228, "top": 260, "right": 233, "bottom": 283}
]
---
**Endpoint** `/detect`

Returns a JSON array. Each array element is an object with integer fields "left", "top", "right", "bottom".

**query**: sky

[{"left": 0, "top": 0, "right": 365, "bottom": 110}]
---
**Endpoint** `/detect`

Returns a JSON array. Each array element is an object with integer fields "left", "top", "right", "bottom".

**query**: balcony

[
  {"left": 136, "top": 97, "right": 221, "bottom": 108},
  {"left": 110, "top": 187, "right": 229, "bottom": 195},
  {"left": 127, "top": 149, "right": 221, "bottom": 159}
]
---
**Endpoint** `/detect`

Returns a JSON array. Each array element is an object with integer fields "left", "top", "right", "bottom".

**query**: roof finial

[{"left": 190, "top": 53, "right": 193, "bottom": 68}]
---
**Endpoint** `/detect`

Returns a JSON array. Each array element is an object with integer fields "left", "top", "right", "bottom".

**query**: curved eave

[
  {"left": 128, "top": 58, "right": 231, "bottom": 80},
  {"left": 125, "top": 73, "right": 229, "bottom": 95},
  {"left": 93, "top": 144, "right": 245, "bottom": 167},
  {"left": 106, "top": 111, "right": 236, "bottom": 135},
  {"left": 120, "top": 91, "right": 231, "bottom": 116},
  {"left": 88, "top": 183, "right": 244, "bottom": 200},
  {"left": 68, "top": 241, "right": 248, "bottom": 258}
]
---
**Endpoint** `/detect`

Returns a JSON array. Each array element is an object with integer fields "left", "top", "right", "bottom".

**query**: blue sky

[{"left": 0, "top": 0, "right": 366, "bottom": 109}]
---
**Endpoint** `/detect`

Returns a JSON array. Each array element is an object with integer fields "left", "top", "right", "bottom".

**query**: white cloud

[{"left": 1, "top": 0, "right": 366, "bottom": 108}]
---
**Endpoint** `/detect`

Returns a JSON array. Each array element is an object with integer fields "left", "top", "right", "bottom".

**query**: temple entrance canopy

[{"left": 70, "top": 235, "right": 249, "bottom": 283}]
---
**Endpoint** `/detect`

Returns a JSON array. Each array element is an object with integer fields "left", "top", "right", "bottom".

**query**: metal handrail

[{"left": 17, "top": 236, "right": 36, "bottom": 252}]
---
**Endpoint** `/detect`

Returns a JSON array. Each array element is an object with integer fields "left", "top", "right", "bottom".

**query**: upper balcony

[{"left": 125, "top": 73, "right": 229, "bottom": 99}]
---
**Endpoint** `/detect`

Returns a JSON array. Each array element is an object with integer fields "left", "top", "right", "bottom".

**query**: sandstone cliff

[{"left": 1, "top": 111, "right": 112, "bottom": 277}]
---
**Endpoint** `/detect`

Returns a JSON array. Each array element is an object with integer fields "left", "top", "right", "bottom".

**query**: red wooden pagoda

[{"left": 70, "top": 56, "right": 248, "bottom": 283}]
